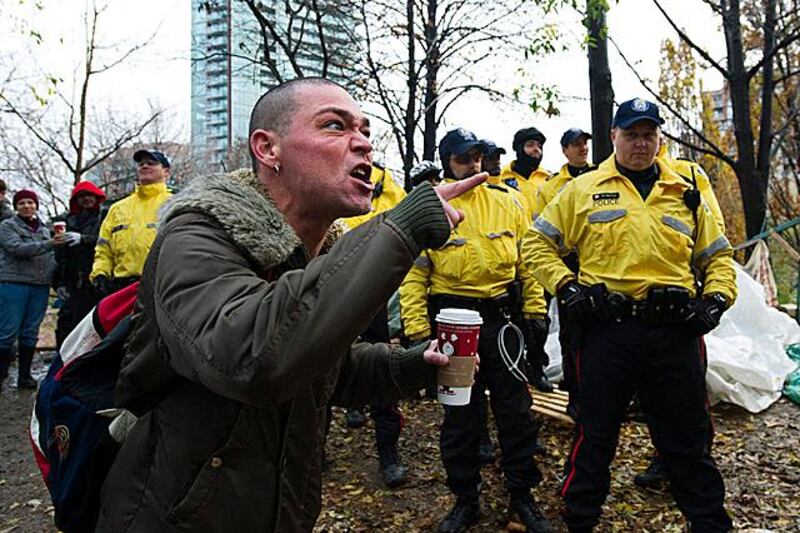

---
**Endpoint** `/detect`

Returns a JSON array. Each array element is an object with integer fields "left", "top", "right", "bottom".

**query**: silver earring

[{"left": 273, "top": 163, "right": 281, "bottom": 175}]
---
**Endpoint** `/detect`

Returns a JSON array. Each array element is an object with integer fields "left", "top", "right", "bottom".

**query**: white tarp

[{"left": 543, "top": 264, "right": 800, "bottom": 413}]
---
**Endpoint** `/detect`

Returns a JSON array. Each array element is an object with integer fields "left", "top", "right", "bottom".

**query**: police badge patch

[{"left": 632, "top": 99, "right": 649, "bottom": 112}]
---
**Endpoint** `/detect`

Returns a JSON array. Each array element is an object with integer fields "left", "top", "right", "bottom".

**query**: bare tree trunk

[
  {"left": 403, "top": 0, "right": 417, "bottom": 190},
  {"left": 586, "top": 1, "right": 613, "bottom": 163},
  {"left": 422, "top": 0, "right": 439, "bottom": 162},
  {"left": 723, "top": 0, "right": 764, "bottom": 238},
  {"left": 754, "top": 0, "right": 777, "bottom": 231}
]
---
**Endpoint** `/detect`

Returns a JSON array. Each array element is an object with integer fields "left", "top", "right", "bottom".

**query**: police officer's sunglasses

[{"left": 452, "top": 151, "right": 483, "bottom": 165}]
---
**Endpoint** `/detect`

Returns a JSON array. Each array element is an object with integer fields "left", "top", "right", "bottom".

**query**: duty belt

[
  {"left": 604, "top": 286, "right": 692, "bottom": 324},
  {"left": 429, "top": 292, "right": 512, "bottom": 320}
]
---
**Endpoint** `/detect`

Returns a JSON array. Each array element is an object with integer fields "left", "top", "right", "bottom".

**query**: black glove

[
  {"left": 93, "top": 275, "right": 111, "bottom": 298},
  {"left": 686, "top": 293, "right": 728, "bottom": 336},
  {"left": 522, "top": 318, "right": 550, "bottom": 367},
  {"left": 557, "top": 281, "right": 596, "bottom": 323},
  {"left": 521, "top": 318, "right": 554, "bottom": 392}
]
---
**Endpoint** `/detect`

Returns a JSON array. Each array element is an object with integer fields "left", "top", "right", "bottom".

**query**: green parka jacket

[{"left": 95, "top": 169, "right": 450, "bottom": 532}]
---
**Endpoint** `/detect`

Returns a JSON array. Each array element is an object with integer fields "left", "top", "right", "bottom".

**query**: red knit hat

[{"left": 13, "top": 189, "right": 39, "bottom": 209}]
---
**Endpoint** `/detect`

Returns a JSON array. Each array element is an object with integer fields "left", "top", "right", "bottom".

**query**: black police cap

[{"left": 612, "top": 98, "right": 665, "bottom": 129}]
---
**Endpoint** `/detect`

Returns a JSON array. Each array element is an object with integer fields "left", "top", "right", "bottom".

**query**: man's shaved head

[{"left": 249, "top": 77, "right": 344, "bottom": 172}]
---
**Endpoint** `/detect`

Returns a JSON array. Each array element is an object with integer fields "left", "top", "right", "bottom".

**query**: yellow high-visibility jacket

[
  {"left": 660, "top": 156, "right": 725, "bottom": 233},
  {"left": 533, "top": 164, "right": 599, "bottom": 218},
  {"left": 90, "top": 182, "right": 172, "bottom": 281},
  {"left": 487, "top": 174, "right": 530, "bottom": 221},
  {"left": 399, "top": 181, "right": 546, "bottom": 339},
  {"left": 499, "top": 163, "right": 551, "bottom": 223},
  {"left": 522, "top": 155, "right": 737, "bottom": 303},
  {"left": 340, "top": 166, "right": 407, "bottom": 231}
]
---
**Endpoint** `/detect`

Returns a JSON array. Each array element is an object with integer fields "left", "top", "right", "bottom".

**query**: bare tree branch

[{"left": 652, "top": 0, "right": 728, "bottom": 77}]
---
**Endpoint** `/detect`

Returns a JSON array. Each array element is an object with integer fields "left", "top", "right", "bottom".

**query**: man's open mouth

[{"left": 350, "top": 164, "right": 372, "bottom": 184}]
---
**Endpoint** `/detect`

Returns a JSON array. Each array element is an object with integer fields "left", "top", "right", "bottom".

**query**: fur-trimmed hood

[{"left": 160, "top": 169, "right": 343, "bottom": 272}]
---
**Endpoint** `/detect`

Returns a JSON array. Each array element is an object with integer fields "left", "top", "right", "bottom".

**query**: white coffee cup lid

[{"left": 435, "top": 308, "right": 483, "bottom": 326}]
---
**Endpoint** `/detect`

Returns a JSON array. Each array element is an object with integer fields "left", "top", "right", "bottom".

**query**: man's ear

[
  {"left": 609, "top": 127, "right": 618, "bottom": 145},
  {"left": 250, "top": 129, "right": 281, "bottom": 170}
]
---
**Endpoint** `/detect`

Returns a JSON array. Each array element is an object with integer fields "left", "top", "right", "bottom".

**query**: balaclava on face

[{"left": 513, "top": 144, "right": 541, "bottom": 178}]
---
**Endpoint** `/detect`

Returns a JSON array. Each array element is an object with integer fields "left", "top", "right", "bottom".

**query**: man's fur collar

[{"left": 160, "top": 169, "right": 343, "bottom": 271}]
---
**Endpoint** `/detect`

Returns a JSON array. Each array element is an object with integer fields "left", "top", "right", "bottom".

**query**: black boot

[
  {"left": 377, "top": 445, "right": 408, "bottom": 488},
  {"left": 438, "top": 496, "right": 480, "bottom": 533},
  {"left": 0, "top": 346, "right": 12, "bottom": 389},
  {"left": 16, "top": 345, "right": 37, "bottom": 390},
  {"left": 510, "top": 491, "right": 552, "bottom": 533},
  {"left": 531, "top": 372, "right": 554, "bottom": 393},
  {"left": 633, "top": 456, "right": 668, "bottom": 489},
  {"left": 344, "top": 407, "right": 367, "bottom": 429}
]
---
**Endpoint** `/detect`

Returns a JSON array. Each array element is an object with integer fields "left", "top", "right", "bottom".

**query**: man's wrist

[
  {"left": 384, "top": 182, "right": 450, "bottom": 253},
  {"left": 391, "top": 343, "right": 436, "bottom": 396}
]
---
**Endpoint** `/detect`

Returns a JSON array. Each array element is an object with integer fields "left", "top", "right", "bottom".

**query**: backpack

[{"left": 30, "top": 282, "right": 139, "bottom": 533}]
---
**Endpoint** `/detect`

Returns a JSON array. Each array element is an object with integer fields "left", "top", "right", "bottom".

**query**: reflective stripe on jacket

[
  {"left": 522, "top": 155, "right": 737, "bottom": 303},
  {"left": 90, "top": 182, "right": 172, "bottom": 281},
  {"left": 400, "top": 182, "right": 546, "bottom": 338}
]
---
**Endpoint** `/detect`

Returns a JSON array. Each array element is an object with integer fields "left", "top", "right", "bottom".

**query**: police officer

[
  {"left": 523, "top": 98, "right": 737, "bottom": 533},
  {"left": 499, "top": 127, "right": 551, "bottom": 218},
  {"left": 410, "top": 160, "right": 443, "bottom": 187},
  {"left": 483, "top": 138, "right": 552, "bottom": 392},
  {"left": 340, "top": 163, "right": 411, "bottom": 488},
  {"left": 400, "top": 128, "right": 551, "bottom": 533},
  {"left": 531, "top": 128, "right": 597, "bottom": 403},
  {"left": 90, "top": 149, "right": 172, "bottom": 297},
  {"left": 534, "top": 128, "right": 596, "bottom": 219},
  {"left": 633, "top": 141, "right": 728, "bottom": 490}
]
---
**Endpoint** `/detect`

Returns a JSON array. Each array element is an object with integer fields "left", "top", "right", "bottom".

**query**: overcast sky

[{"left": 5, "top": 0, "right": 724, "bottom": 172}]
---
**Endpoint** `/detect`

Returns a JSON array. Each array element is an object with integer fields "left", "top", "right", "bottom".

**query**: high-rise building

[
  {"left": 704, "top": 87, "right": 734, "bottom": 134},
  {"left": 191, "top": 0, "right": 356, "bottom": 171}
]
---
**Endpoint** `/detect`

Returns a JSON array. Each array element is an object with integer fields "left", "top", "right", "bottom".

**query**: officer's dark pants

[
  {"left": 561, "top": 320, "right": 731, "bottom": 532},
  {"left": 56, "top": 283, "right": 98, "bottom": 350},
  {"left": 371, "top": 404, "right": 403, "bottom": 451},
  {"left": 361, "top": 307, "right": 403, "bottom": 453},
  {"left": 441, "top": 315, "right": 542, "bottom": 499}
]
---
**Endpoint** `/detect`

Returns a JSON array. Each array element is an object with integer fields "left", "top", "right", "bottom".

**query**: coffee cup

[
  {"left": 53, "top": 222, "right": 66, "bottom": 235},
  {"left": 434, "top": 308, "right": 482, "bottom": 406}
]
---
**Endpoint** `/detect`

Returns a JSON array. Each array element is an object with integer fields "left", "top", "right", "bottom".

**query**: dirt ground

[
  {"left": 1, "top": 331, "right": 798, "bottom": 532},
  {"left": 316, "top": 399, "right": 800, "bottom": 532}
]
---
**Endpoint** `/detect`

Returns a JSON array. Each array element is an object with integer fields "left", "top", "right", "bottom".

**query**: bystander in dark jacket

[{"left": 53, "top": 181, "right": 107, "bottom": 349}]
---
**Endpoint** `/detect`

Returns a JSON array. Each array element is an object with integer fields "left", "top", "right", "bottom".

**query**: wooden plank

[
  {"left": 532, "top": 394, "right": 569, "bottom": 407},
  {"left": 531, "top": 389, "right": 570, "bottom": 405},
  {"left": 535, "top": 400, "right": 570, "bottom": 413},
  {"left": 529, "top": 387, "right": 574, "bottom": 424},
  {"left": 531, "top": 404, "right": 574, "bottom": 424}
]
